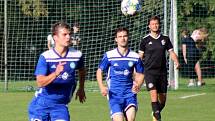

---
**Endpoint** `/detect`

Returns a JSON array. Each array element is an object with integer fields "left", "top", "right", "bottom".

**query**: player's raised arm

[
  {"left": 29, "top": 21, "right": 83, "bottom": 121},
  {"left": 36, "top": 61, "right": 66, "bottom": 87}
]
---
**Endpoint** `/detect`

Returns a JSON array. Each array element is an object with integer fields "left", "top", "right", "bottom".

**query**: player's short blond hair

[{"left": 191, "top": 27, "right": 209, "bottom": 42}]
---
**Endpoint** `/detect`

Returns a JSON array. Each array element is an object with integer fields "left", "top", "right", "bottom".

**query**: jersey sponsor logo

[
  {"left": 114, "top": 70, "right": 124, "bottom": 75},
  {"left": 123, "top": 70, "right": 130, "bottom": 76},
  {"left": 114, "top": 69, "right": 130, "bottom": 76},
  {"left": 62, "top": 72, "right": 69, "bottom": 80},
  {"left": 70, "top": 62, "right": 76, "bottom": 69},
  {"left": 148, "top": 41, "right": 152, "bottom": 45},
  {"left": 128, "top": 61, "right": 134, "bottom": 67},
  {"left": 113, "top": 63, "right": 119, "bottom": 66},
  {"left": 161, "top": 39, "right": 166, "bottom": 45},
  {"left": 51, "top": 64, "right": 56, "bottom": 69}
]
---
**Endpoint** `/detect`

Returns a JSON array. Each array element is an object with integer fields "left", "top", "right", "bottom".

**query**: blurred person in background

[
  {"left": 47, "top": 33, "right": 55, "bottom": 50},
  {"left": 70, "top": 22, "right": 81, "bottom": 49},
  {"left": 181, "top": 28, "right": 208, "bottom": 87}
]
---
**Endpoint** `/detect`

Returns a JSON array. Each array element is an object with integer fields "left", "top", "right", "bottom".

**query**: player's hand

[
  {"left": 75, "top": 88, "right": 86, "bottom": 103},
  {"left": 132, "top": 81, "right": 141, "bottom": 94},
  {"left": 100, "top": 86, "right": 108, "bottom": 97},
  {"left": 55, "top": 61, "right": 66, "bottom": 76},
  {"left": 175, "top": 62, "right": 180, "bottom": 69}
]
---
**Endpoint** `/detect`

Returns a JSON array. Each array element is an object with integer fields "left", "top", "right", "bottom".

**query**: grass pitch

[{"left": 0, "top": 78, "right": 214, "bottom": 121}]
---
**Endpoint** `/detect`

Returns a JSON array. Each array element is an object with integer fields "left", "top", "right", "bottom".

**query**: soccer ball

[{"left": 121, "top": 0, "right": 142, "bottom": 16}]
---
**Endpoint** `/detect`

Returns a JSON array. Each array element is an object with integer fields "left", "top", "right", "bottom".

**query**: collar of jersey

[
  {"left": 116, "top": 48, "right": 130, "bottom": 57},
  {"left": 149, "top": 33, "right": 161, "bottom": 39},
  {"left": 53, "top": 48, "right": 69, "bottom": 58}
]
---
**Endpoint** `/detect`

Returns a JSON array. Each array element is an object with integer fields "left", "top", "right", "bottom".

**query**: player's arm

[
  {"left": 75, "top": 67, "right": 86, "bottom": 103},
  {"left": 132, "top": 57, "right": 144, "bottom": 93},
  {"left": 77, "top": 68, "right": 86, "bottom": 90},
  {"left": 132, "top": 72, "right": 144, "bottom": 93},
  {"left": 166, "top": 37, "right": 180, "bottom": 69},
  {"left": 182, "top": 44, "right": 187, "bottom": 64},
  {"left": 169, "top": 50, "right": 180, "bottom": 69},
  {"left": 96, "top": 68, "right": 108, "bottom": 96},
  {"left": 36, "top": 74, "right": 56, "bottom": 87},
  {"left": 138, "top": 51, "right": 144, "bottom": 60},
  {"left": 138, "top": 38, "right": 146, "bottom": 60},
  {"left": 36, "top": 61, "right": 66, "bottom": 87}
]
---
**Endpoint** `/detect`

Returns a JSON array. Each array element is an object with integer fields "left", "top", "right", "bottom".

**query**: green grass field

[{"left": 0, "top": 78, "right": 214, "bottom": 121}]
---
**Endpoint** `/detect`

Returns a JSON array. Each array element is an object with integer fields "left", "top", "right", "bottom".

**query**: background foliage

[{"left": 178, "top": 0, "right": 215, "bottom": 60}]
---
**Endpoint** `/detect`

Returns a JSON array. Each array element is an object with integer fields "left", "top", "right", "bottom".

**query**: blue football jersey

[
  {"left": 34, "top": 48, "right": 84, "bottom": 104},
  {"left": 98, "top": 48, "right": 144, "bottom": 98}
]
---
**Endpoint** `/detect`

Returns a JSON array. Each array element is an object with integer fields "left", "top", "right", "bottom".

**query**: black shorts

[{"left": 144, "top": 73, "right": 168, "bottom": 93}]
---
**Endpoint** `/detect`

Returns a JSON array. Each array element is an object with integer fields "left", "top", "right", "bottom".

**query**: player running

[
  {"left": 97, "top": 27, "right": 144, "bottom": 121},
  {"left": 28, "top": 21, "right": 86, "bottom": 121}
]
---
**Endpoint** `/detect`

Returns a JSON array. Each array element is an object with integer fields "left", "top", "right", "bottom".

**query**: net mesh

[
  {"left": 1, "top": 0, "right": 172, "bottom": 91},
  {"left": 1, "top": 0, "right": 215, "bottom": 92}
]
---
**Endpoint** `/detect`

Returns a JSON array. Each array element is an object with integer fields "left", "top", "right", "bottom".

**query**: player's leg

[
  {"left": 195, "top": 61, "right": 205, "bottom": 86},
  {"left": 152, "top": 74, "right": 168, "bottom": 121},
  {"left": 149, "top": 89, "right": 161, "bottom": 120},
  {"left": 157, "top": 74, "right": 168, "bottom": 112},
  {"left": 187, "top": 59, "right": 197, "bottom": 87},
  {"left": 145, "top": 74, "right": 161, "bottom": 121},
  {"left": 112, "top": 114, "right": 124, "bottom": 121},
  {"left": 124, "top": 96, "right": 138, "bottom": 121},
  {"left": 124, "top": 106, "right": 136, "bottom": 121},
  {"left": 158, "top": 93, "right": 166, "bottom": 112},
  {"left": 50, "top": 104, "right": 70, "bottom": 121},
  {"left": 109, "top": 98, "right": 124, "bottom": 121},
  {"left": 28, "top": 98, "right": 50, "bottom": 121}
]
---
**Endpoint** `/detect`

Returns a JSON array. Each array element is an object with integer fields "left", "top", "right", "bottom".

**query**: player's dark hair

[
  {"left": 115, "top": 27, "right": 129, "bottom": 37},
  {"left": 181, "top": 29, "right": 190, "bottom": 38},
  {"left": 148, "top": 16, "right": 161, "bottom": 25},
  {"left": 52, "top": 21, "right": 71, "bottom": 35}
]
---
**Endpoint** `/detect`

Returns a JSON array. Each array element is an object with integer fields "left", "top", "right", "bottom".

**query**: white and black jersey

[{"left": 139, "top": 34, "right": 173, "bottom": 75}]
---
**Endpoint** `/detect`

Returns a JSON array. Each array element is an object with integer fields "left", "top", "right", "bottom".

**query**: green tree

[{"left": 18, "top": 0, "right": 48, "bottom": 19}]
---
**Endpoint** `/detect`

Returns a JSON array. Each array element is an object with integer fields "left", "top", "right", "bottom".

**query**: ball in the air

[{"left": 121, "top": 0, "right": 142, "bottom": 16}]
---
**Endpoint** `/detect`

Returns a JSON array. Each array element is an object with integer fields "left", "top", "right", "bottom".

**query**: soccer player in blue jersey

[
  {"left": 28, "top": 21, "right": 86, "bottom": 121},
  {"left": 138, "top": 16, "right": 180, "bottom": 121},
  {"left": 96, "top": 27, "right": 144, "bottom": 121}
]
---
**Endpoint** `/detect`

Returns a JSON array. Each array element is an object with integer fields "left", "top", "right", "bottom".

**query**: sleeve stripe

[
  {"left": 138, "top": 50, "right": 144, "bottom": 53},
  {"left": 168, "top": 48, "right": 173, "bottom": 52}
]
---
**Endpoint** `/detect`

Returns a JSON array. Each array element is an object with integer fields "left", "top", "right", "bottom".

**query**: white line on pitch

[{"left": 179, "top": 93, "right": 206, "bottom": 99}]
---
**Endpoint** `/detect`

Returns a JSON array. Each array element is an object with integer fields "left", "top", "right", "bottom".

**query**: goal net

[{"left": 0, "top": 0, "right": 172, "bottom": 91}]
